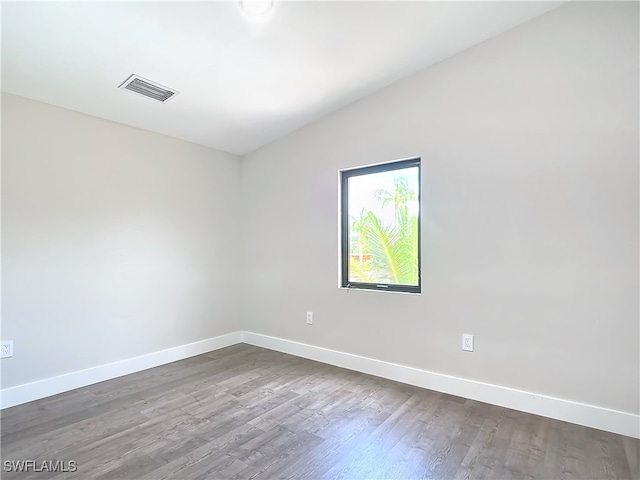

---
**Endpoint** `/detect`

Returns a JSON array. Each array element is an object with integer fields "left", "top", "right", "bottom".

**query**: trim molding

[
  {"left": 242, "top": 331, "right": 640, "bottom": 439},
  {"left": 0, "top": 332, "right": 243, "bottom": 409},
  {"left": 2, "top": 330, "right": 637, "bottom": 439}
]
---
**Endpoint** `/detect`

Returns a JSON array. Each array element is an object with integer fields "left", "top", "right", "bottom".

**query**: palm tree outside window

[{"left": 340, "top": 158, "right": 421, "bottom": 294}]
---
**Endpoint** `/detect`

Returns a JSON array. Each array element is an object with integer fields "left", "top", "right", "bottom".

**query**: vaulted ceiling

[{"left": 2, "top": 1, "right": 564, "bottom": 155}]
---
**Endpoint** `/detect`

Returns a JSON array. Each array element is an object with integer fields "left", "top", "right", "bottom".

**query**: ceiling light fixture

[{"left": 239, "top": 0, "right": 274, "bottom": 19}]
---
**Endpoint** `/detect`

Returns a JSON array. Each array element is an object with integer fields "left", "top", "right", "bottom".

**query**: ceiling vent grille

[{"left": 118, "top": 74, "right": 179, "bottom": 103}]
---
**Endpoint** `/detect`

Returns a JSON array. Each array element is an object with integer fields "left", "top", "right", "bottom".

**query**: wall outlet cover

[
  {"left": 462, "top": 334, "right": 474, "bottom": 352},
  {"left": 1, "top": 340, "right": 14, "bottom": 358}
]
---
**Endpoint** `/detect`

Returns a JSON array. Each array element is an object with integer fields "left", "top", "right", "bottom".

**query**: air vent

[{"left": 118, "top": 74, "right": 179, "bottom": 103}]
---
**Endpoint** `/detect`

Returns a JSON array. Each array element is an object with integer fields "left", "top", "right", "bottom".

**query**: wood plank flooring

[{"left": 1, "top": 344, "right": 638, "bottom": 479}]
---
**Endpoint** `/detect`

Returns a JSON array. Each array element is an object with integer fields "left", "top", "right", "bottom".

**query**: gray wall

[
  {"left": 2, "top": 93, "right": 241, "bottom": 387},
  {"left": 240, "top": 2, "right": 639, "bottom": 414},
  {"left": 2, "top": 1, "right": 637, "bottom": 417}
]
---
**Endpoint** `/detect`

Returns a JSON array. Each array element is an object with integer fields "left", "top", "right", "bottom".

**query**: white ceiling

[{"left": 2, "top": 1, "right": 565, "bottom": 156}]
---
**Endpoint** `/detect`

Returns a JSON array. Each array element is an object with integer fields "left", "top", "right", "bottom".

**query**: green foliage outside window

[{"left": 349, "top": 177, "right": 419, "bottom": 286}]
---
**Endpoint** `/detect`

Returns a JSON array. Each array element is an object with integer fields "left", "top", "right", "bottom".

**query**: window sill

[{"left": 338, "top": 286, "right": 421, "bottom": 296}]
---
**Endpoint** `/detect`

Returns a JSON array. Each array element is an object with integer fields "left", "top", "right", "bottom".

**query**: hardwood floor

[{"left": 1, "top": 344, "right": 638, "bottom": 479}]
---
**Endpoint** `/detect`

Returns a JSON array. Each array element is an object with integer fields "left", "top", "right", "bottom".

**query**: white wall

[
  {"left": 240, "top": 1, "right": 639, "bottom": 415},
  {"left": 1, "top": 93, "right": 241, "bottom": 388}
]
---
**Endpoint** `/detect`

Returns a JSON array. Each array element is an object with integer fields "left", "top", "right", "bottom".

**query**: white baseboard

[
  {"left": 3, "top": 330, "right": 637, "bottom": 439},
  {"left": 0, "top": 332, "right": 243, "bottom": 409},
  {"left": 242, "top": 331, "right": 640, "bottom": 439}
]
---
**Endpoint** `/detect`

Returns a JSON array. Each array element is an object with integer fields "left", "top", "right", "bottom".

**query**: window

[{"left": 340, "top": 158, "right": 421, "bottom": 293}]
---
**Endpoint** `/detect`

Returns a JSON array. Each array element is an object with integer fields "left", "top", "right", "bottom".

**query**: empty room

[{"left": 1, "top": 0, "right": 638, "bottom": 478}]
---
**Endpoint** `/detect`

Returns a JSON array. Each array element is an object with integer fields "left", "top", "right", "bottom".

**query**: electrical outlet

[
  {"left": 1, "top": 341, "right": 14, "bottom": 358},
  {"left": 306, "top": 311, "right": 313, "bottom": 325},
  {"left": 462, "top": 334, "right": 474, "bottom": 352}
]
